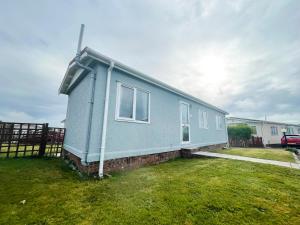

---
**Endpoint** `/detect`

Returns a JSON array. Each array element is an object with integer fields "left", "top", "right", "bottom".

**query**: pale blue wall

[
  {"left": 86, "top": 64, "right": 108, "bottom": 162},
  {"left": 64, "top": 62, "right": 228, "bottom": 162},
  {"left": 64, "top": 72, "right": 90, "bottom": 158},
  {"left": 102, "top": 66, "right": 227, "bottom": 160},
  {"left": 64, "top": 64, "right": 109, "bottom": 161}
]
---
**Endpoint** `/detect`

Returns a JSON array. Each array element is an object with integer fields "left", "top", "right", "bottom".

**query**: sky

[{"left": 0, "top": 0, "right": 299, "bottom": 127}]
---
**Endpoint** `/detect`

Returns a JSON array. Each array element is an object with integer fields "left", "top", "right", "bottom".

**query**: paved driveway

[{"left": 192, "top": 151, "right": 300, "bottom": 169}]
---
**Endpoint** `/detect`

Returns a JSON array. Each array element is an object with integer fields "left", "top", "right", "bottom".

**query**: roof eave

[
  {"left": 58, "top": 47, "right": 228, "bottom": 114},
  {"left": 227, "top": 117, "right": 300, "bottom": 126},
  {"left": 84, "top": 47, "right": 228, "bottom": 114},
  {"left": 58, "top": 51, "right": 90, "bottom": 94}
]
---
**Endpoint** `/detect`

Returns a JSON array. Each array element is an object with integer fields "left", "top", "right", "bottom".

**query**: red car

[{"left": 281, "top": 135, "right": 300, "bottom": 147}]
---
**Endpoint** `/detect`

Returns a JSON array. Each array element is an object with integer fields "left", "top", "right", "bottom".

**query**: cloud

[
  {"left": 0, "top": 109, "right": 65, "bottom": 127},
  {"left": 0, "top": 0, "right": 299, "bottom": 126},
  {"left": 0, "top": 111, "right": 35, "bottom": 123}
]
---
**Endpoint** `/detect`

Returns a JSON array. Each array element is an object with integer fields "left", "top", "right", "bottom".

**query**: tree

[{"left": 227, "top": 124, "right": 252, "bottom": 141}]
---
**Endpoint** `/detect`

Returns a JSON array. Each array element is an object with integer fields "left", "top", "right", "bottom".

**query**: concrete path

[{"left": 192, "top": 151, "right": 300, "bottom": 169}]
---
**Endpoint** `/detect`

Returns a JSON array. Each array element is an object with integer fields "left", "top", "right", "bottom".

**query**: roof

[
  {"left": 59, "top": 47, "right": 228, "bottom": 114},
  {"left": 226, "top": 116, "right": 300, "bottom": 127}
]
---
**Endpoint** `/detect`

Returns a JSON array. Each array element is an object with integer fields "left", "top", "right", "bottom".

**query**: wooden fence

[
  {"left": 229, "top": 136, "right": 264, "bottom": 148},
  {"left": 0, "top": 122, "right": 65, "bottom": 158}
]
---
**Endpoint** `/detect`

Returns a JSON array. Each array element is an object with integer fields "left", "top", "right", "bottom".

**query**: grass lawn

[
  {"left": 211, "top": 148, "right": 295, "bottom": 162},
  {"left": 0, "top": 158, "right": 300, "bottom": 225}
]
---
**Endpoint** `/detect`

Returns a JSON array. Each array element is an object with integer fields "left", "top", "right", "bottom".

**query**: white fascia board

[
  {"left": 58, "top": 52, "right": 90, "bottom": 94},
  {"left": 59, "top": 47, "right": 228, "bottom": 114},
  {"left": 85, "top": 47, "right": 228, "bottom": 115}
]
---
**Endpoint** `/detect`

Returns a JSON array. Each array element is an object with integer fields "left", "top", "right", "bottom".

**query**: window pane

[
  {"left": 251, "top": 126, "right": 257, "bottom": 135},
  {"left": 136, "top": 90, "right": 149, "bottom": 121},
  {"left": 119, "top": 85, "right": 134, "bottom": 118},
  {"left": 181, "top": 104, "right": 189, "bottom": 124},
  {"left": 271, "top": 127, "right": 278, "bottom": 135},
  {"left": 182, "top": 125, "right": 189, "bottom": 142},
  {"left": 199, "top": 111, "right": 204, "bottom": 128},
  {"left": 216, "top": 115, "right": 223, "bottom": 129},
  {"left": 199, "top": 111, "right": 208, "bottom": 128},
  {"left": 287, "top": 127, "right": 293, "bottom": 134},
  {"left": 204, "top": 112, "right": 208, "bottom": 128}
]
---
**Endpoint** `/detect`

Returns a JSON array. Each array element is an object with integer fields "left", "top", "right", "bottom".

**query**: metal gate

[{"left": 0, "top": 122, "right": 65, "bottom": 158}]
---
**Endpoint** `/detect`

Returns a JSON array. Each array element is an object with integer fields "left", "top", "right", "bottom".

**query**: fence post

[{"left": 39, "top": 123, "right": 49, "bottom": 157}]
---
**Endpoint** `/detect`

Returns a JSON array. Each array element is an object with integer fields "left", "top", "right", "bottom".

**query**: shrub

[
  {"left": 286, "top": 148, "right": 298, "bottom": 154},
  {"left": 228, "top": 124, "right": 252, "bottom": 140}
]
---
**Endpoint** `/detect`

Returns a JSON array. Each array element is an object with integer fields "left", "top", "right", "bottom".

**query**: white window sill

[{"left": 115, "top": 118, "right": 150, "bottom": 124}]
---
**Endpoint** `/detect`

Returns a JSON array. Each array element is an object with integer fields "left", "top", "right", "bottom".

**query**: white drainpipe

[
  {"left": 81, "top": 69, "right": 96, "bottom": 164},
  {"left": 98, "top": 61, "right": 114, "bottom": 178}
]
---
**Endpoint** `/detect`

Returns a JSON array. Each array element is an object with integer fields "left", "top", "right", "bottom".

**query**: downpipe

[
  {"left": 74, "top": 60, "right": 96, "bottom": 165},
  {"left": 80, "top": 65, "right": 96, "bottom": 165},
  {"left": 74, "top": 24, "right": 96, "bottom": 165},
  {"left": 98, "top": 61, "right": 114, "bottom": 178}
]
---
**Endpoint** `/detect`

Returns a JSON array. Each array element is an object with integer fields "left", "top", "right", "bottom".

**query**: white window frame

[
  {"left": 271, "top": 126, "right": 278, "bottom": 136},
  {"left": 115, "top": 82, "right": 150, "bottom": 124},
  {"left": 287, "top": 127, "right": 294, "bottom": 135},
  {"left": 199, "top": 110, "right": 208, "bottom": 129},
  {"left": 250, "top": 126, "right": 257, "bottom": 135},
  {"left": 180, "top": 101, "right": 190, "bottom": 144},
  {"left": 216, "top": 115, "right": 223, "bottom": 130}
]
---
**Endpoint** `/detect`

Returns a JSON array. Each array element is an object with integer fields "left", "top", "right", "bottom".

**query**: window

[
  {"left": 116, "top": 82, "right": 150, "bottom": 123},
  {"left": 216, "top": 115, "right": 224, "bottom": 130},
  {"left": 271, "top": 126, "right": 278, "bottom": 136},
  {"left": 199, "top": 110, "right": 208, "bottom": 129},
  {"left": 136, "top": 89, "right": 149, "bottom": 122},
  {"left": 119, "top": 85, "right": 134, "bottom": 119},
  {"left": 182, "top": 126, "right": 190, "bottom": 142},
  {"left": 180, "top": 102, "right": 190, "bottom": 143},
  {"left": 250, "top": 126, "right": 257, "bottom": 135},
  {"left": 287, "top": 127, "right": 294, "bottom": 135}
]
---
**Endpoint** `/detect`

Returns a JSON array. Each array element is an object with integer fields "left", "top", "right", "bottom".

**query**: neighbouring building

[
  {"left": 59, "top": 47, "right": 228, "bottom": 177},
  {"left": 226, "top": 117, "right": 300, "bottom": 146}
]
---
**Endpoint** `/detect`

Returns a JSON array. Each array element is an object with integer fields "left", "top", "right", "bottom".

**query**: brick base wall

[
  {"left": 63, "top": 143, "right": 226, "bottom": 176},
  {"left": 104, "top": 150, "right": 181, "bottom": 173},
  {"left": 181, "top": 143, "right": 227, "bottom": 158},
  {"left": 63, "top": 150, "right": 99, "bottom": 174}
]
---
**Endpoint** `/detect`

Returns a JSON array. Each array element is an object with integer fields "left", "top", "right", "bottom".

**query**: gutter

[
  {"left": 60, "top": 47, "right": 227, "bottom": 115},
  {"left": 84, "top": 48, "right": 228, "bottom": 115},
  {"left": 227, "top": 116, "right": 300, "bottom": 127},
  {"left": 98, "top": 61, "right": 114, "bottom": 178}
]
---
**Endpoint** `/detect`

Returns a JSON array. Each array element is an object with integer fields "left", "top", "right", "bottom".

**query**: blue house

[{"left": 59, "top": 47, "right": 228, "bottom": 177}]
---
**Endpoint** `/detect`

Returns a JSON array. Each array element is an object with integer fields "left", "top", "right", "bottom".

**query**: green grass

[
  {"left": 0, "top": 158, "right": 300, "bottom": 225},
  {"left": 212, "top": 148, "right": 295, "bottom": 162}
]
